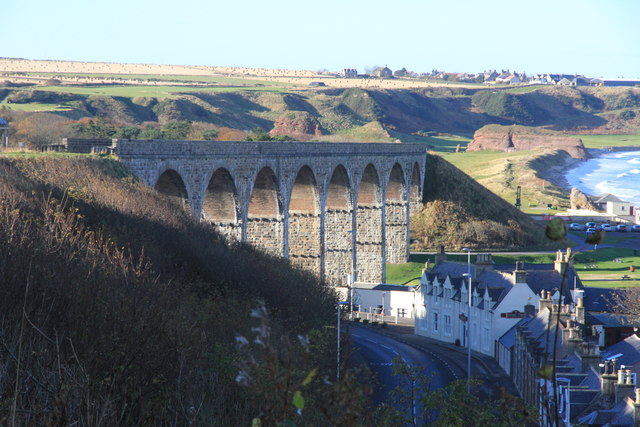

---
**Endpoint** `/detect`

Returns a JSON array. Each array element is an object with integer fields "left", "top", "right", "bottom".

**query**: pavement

[{"left": 352, "top": 322, "right": 520, "bottom": 399}]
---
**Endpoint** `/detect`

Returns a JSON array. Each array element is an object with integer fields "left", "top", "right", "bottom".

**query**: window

[
  {"left": 444, "top": 314, "right": 452, "bottom": 335},
  {"left": 433, "top": 312, "right": 439, "bottom": 332},
  {"left": 398, "top": 308, "right": 407, "bottom": 318}
]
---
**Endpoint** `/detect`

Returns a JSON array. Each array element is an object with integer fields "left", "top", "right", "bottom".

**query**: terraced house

[{"left": 414, "top": 248, "right": 583, "bottom": 357}]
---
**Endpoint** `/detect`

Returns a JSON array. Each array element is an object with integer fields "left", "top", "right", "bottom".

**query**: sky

[{"left": 3, "top": 0, "right": 639, "bottom": 79}]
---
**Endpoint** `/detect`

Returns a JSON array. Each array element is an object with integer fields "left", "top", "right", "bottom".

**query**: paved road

[
  {"left": 350, "top": 325, "right": 456, "bottom": 424},
  {"left": 349, "top": 324, "right": 519, "bottom": 423}
]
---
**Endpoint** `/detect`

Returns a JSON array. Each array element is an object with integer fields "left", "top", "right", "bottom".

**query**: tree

[
  {"left": 244, "top": 128, "right": 291, "bottom": 142},
  {"left": 201, "top": 128, "right": 219, "bottom": 140},
  {"left": 69, "top": 117, "right": 116, "bottom": 138},
  {"left": 162, "top": 120, "right": 192, "bottom": 140},
  {"left": 138, "top": 125, "right": 164, "bottom": 139},
  {"left": 113, "top": 126, "right": 140, "bottom": 139}
]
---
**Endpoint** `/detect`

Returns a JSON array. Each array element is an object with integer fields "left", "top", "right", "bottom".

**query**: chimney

[
  {"left": 435, "top": 245, "right": 447, "bottom": 265},
  {"left": 475, "top": 253, "right": 494, "bottom": 273},
  {"left": 616, "top": 369, "right": 637, "bottom": 404},
  {"left": 539, "top": 290, "right": 553, "bottom": 312},
  {"left": 601, "top": 360, "right": 618, "bottom": 402},
  {"left": 554, "top": 248, "right": 573, "bottom": 275},
  {"left": 579, "top": 342, "right": 600, "bottom": 371},
  {"left": 514, "top": 261, "right": 528, "bottom": 284},
  {"left": 423, "top": 260, "right": 431, "bottom": 274},
  {"left": 524, "top": 299, "right": 536, "bottom": 317},
  {"left": 576, "top": 297, "right": 585, "bottom": 324}
]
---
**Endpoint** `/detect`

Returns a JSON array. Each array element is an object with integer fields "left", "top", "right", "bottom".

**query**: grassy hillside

[
  {"left": 0, "top": 154, "right": 377, "bottom": 425},
  {"left": 3, "top": 82, "right": 640, "bottom": 149},
  {"left": 410, "top": 154, "right": 554, "bottom": 250}
]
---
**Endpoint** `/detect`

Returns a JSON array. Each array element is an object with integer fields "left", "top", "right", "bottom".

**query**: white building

[
  {"left": 606, "top": 201, "right": 636, "bottom": 223},
  {"left": 352, "top": 284, "right": 417, "bottom": 318},
  {"left": 415, "top": 249, "right": 582, "bottom": 357}
]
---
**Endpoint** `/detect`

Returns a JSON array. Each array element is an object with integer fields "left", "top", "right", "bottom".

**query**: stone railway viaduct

[{"left": 116, "top": 140, "right": 426, "bottom": 286}]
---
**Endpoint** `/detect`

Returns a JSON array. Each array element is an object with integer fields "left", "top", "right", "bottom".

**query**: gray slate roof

[{"left": 601, "top": 334, "right": 640, "bottom": 367}]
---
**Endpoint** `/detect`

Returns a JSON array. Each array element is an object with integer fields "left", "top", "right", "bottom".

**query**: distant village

[{"left": 340, "top": 66, "right": 640, "bottom": 87}]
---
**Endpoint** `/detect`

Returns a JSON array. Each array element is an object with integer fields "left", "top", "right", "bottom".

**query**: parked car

[
  {"left": 569, "top": 223, "right": 586, "bottom": 231},
  {"left": 601, "top": 224, "right": 613, "bottom": 232},
  {"left": 632, "top": 225, "right": 640, "bottom": 232},
  {"left": 586, "top": 227, "right": 597, "bottom": 235},
  {"left": 585, "top": 222, "right": 597, "bottom": 229},
  {"left": 616, "top": 224, "right": 628, "bottom": 232}
]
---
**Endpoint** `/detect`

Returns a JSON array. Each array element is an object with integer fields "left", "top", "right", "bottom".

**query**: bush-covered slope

[
  {"left": 411, "top": 154, "right": 551, "bottom": 250},
  {"left": 0, "top": 155, "right": 353, "bottom": 425}
]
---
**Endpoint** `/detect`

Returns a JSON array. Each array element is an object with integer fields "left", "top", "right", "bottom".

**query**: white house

[
  {"left": 606, "top": 201, "right": 636, "bottom": 223},
  {"left": 415, "top": 249, "right": 582, "bottom": 357},
  {"left": 352, "top": 284, "right": 417, "bottom": 319}
]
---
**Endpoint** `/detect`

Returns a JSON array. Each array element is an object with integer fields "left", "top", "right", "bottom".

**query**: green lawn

[
  {"left": 33, "top": 72, "right": 292, "bottom": 86},
  {"left": 0, "top": 102, "right": 74, "bottom": 112},
  {"left": 575, "top": 134, "right": 640, "bottom": 149},
  {"left": 29, "top": 84, "right": 293, "bottom": 99},
  {"left": 386, "top": 248, "right": 640, "bottom": 288}
]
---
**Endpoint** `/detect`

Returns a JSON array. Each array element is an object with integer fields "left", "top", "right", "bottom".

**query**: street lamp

[
  {"left": 462, "top": 247, "right": 471, "bottom": 276},
  {"left": 462, "top": 272, "right": 472, "bottom": 393},
  {"left": 336, "top": 301, "right": 349, "bottom": 381}
]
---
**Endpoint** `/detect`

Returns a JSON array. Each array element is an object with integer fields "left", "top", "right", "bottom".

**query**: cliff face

[
  {"left": 467, "top": 125, "right": 590, "bottom": 159},
  {"left": 270, "top": 111, "right": 322, "bottom": 139}
]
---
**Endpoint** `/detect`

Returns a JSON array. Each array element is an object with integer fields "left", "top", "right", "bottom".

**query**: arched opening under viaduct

[
  {"left": 385, "top": 163, "right": 408, "bottom": 265},
  {"left": 247, "top": 167, "right": 283, "bottom": 256},
  {"left": 410, "top": 162, "right": 422, "bottom": 215},
  {"left": 356, "top": 164, "right": 383, "bottom": 284},
  {"left": 154, "top": 169, "right": 190, "bottom": 212},
  {"left": 287, "top": 166, "right": 321, "bottom": 275},
  {"left": 202, "top": 168, "right": 241, "bottom": 241},
  {"left": 324, "top": 165, "right": 353, "bottom": 286}
]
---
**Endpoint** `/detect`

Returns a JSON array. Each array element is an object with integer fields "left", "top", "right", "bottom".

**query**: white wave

[
  {"left": 628, "top": 158, "right": 640, "bottom": 165},
  {"left": 630, "top": 169, "right": 640, "bottom": 174},
  {"left": 617, "top": 173, "right": 629, "bottom": 178}
]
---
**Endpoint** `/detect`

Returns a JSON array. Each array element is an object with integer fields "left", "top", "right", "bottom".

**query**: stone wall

[
  {"left": 288, "top": 213, "right": 321, "bottom": 275},
  {"left": 356, "top": 206, "right": 383, "bottom": 283},
  {"left": 385, "top": 201, "right": 408, "bottom": 264},
  {"left": 324, "top": 208, "right": 353, "bottom": 286},
  {"left": 246, "top": 217, "right": 284, "bottom": 256},
  {"left": 210, "top": 221, "right": 242, "bottom": 242}
]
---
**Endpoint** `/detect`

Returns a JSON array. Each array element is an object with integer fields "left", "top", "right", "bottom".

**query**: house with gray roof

[{"left": 414, "top": 247, "right": 582, "bottom": 357}]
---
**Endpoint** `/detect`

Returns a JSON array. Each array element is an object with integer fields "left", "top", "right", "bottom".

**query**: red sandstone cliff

[
  {"left": 467, "top": 125, "right": 589, "bottom": 159},
  {"left": 270, "top": 111, "right": 322, "bottom": 139}
]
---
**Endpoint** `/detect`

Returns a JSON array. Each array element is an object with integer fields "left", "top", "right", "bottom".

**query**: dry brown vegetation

[
  {"left": 0, "top": 154, "right": 380, "bottom": 425},
  {"left": 410, "top": 154, "right": 552, "bottom": 250}
]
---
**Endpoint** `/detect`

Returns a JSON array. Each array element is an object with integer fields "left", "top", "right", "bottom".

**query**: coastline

[{"left": 557, "top": 146, "right": 640, "bottom": 203}]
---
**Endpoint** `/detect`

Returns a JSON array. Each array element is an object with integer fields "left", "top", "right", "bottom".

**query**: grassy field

[
  {"left": 30, "top": 72, "right": 290, "bottom": 86},
  {"left": 575, "top": 134, "right": 640, "bottom": 149},
  {"left": 0, "top": 102, "right": 73, "bottom": 112},
  {"left": 30, "top": 84, "right": 293, "bottom": 98},
  {"left": 386, "top": 247, "right": 640, "bottom": 288}
]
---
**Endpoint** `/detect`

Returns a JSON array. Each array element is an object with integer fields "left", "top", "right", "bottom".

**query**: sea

[{"left": 566, "top": 150, "right": 640, "bottom": 206}]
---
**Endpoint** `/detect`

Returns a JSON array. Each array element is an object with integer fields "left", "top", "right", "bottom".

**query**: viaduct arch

[{"left": 117, "top": 140, "right": 426, "bottom": 286}]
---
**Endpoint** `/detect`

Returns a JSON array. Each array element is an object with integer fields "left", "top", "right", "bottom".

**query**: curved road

[{"left": 350, "top": 325, "right": 460, "bottom": 423}]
